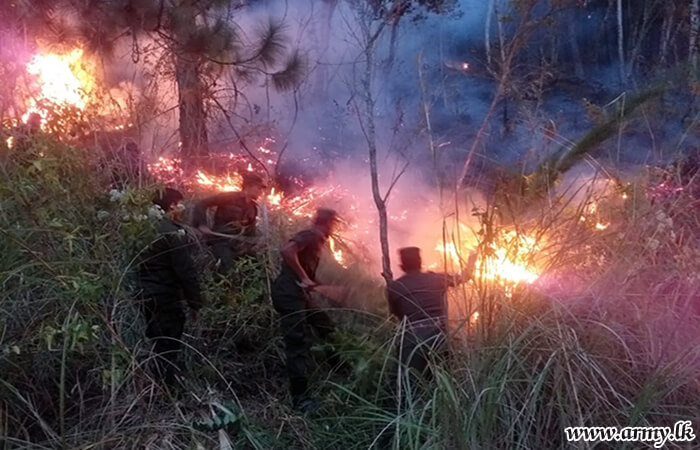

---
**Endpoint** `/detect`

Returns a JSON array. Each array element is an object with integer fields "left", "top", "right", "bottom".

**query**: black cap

[
  {"left": 314, "top": 208, "right": 338, "bottom": 227},
  {"left": 399, "top": 247, "right": 422, "bottom": 271},
  {"left": 399, "top": 247, "right": 421, "bottom": 260}
]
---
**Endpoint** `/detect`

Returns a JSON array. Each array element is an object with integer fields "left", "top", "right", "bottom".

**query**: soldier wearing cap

[
  {"left": 136, "top": 188, "right": 204, "bottom": 387},
  {"left": 271, "top": 208, "right": 340, "bottom": 413},
  {"left": 192, "top": 173, "right": 267, "bottom": 276},
  {"left": 387, "top": 247, "right": 475, "bottom": 376}
]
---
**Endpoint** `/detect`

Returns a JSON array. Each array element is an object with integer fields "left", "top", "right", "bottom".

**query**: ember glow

[
  {"left": 470, "top": 311, "right": 480, "bottom": 325},
  {"left": 195, "top": 170, "right": 243, "bottom": 192},
  {"left": 146, "top": 149, "right": 351, "bottom": 266}
]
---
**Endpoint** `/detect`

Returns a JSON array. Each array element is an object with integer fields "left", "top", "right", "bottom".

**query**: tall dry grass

[{"left": 1, "top": 135, "right": 698, "bottom": 449}]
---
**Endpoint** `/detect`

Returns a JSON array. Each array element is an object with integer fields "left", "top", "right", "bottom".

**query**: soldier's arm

[
  {"left": 386, "top": 284, "right": 402, "bottom": 319},
  {"left": 442, "top": 252, "right": 478, "bottom": 286},
  {"left": 280, "top": 240, "right": 315, "bottom": 287},
  {"left": 192, "top": 192, "right": 232, "bottom": 232},
  {"left": 168, "top": 232, "right": 204, "bottom": 310}
]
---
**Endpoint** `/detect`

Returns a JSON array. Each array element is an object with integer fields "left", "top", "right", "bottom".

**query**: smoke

[
  {"left": 307, "top": 156, "right": 486, "bottom": 276},
  {"left": 5, "top": 0, "right": 696, "bottom": 272}
]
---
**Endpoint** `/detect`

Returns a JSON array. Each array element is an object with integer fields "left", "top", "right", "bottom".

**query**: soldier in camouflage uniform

[
  {"left": 271, "top": 208, "right": 339, "bottom": 413},
  {"left": 192, "top": 173, "right": 266, "bottom": 277},
  {"left": 136, "top": 188, "right": 204, "bottom": 386}
]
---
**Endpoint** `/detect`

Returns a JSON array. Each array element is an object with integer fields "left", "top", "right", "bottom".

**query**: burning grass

[
  {"left": 5, "top": 46, "right": 134, "bottom": 138},
  {"left": 0, "top": 136, "right": 698, "bottom": 448}
]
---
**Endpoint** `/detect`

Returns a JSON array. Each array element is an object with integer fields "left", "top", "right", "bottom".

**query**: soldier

[
  {"left": 387, "top": 247, "right": 475, "bottom": 377},
  {"left": 271, "top": 208, "right": 340, "bottom": 413},
  {"left": 136, "top": 188, "right": 204, "bottom": 387},
  {"left": 192, "top": 173, "right": 266, "bottom": 277}
]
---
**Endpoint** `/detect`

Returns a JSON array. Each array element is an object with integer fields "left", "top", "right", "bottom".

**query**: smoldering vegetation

[{"left": 1, "top": 0, "right": 699, "bottom": 448}]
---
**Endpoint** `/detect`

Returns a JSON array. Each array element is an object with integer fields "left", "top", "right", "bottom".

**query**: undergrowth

[{"left": 0, "top": 136, "right": 698, "bottom": 449}]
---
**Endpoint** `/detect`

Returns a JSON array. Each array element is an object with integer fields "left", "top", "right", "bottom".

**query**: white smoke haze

[{"left": 4, "top": 0, "right": 696, "bottom": 279}]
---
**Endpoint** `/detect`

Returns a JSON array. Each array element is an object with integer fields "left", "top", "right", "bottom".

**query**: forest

[{"left": 0, "top": 0, "right": 698, "bottom": 448}]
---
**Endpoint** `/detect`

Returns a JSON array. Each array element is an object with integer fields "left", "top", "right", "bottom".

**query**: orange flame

[
  {"left": 436, "top": 229, "right": 542, "bottom": 289},
  {"left": 268, "top": 187, "right": 283, "bottom": 206},
  {"left": 329, "top": 236, "right": 346, "bottom": 267},
  {"left": 195, "top": 170, "right": 242, "bottom": 192},
  {"left": 22, "top": 49, "right": 94, "bottom": 124},
  {"left": 147, "top": 143, "right": 353, "bottom": 266}
]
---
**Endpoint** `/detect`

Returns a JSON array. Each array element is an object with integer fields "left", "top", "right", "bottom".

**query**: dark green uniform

[
  {"left": 271, "top": 228, "right": 335, "bottom": 402},
  {"left": 192, "top": 191, "right": 257, "bottom": 275},
  {"left": 387, "top": 272, "right": 455, "bottom": 374},
  {"left": 136, "top": 218, "right": 203, "bottom": 385}
]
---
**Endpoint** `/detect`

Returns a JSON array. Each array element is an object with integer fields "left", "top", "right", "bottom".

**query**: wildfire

[
  {"left": 195, "top": 170, "right": 242, "bottom": 192},
  {"left": 146, "top": 147, "right": 350, "bottom": 267},
  {"left": 268, "top": 188, "right": 282, "bottom": 206},
  {"left": 475, "top": 231, "right": 541, "bottom": 285},
  {"left": 436, "top": 229, "right": 543, "bottom": 289},
  {"left": 329, "top": 236, "right": 346, "bottom": 267},
  {"left": 22, "top": 49, "right": 94, "bottom": 124}
]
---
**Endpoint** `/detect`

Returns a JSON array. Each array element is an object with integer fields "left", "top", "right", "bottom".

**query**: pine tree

[{"left": 2, "top": 0, "right": 304, "bottom": 161}]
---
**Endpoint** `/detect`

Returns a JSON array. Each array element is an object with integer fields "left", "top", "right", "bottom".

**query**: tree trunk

[
  {"left": 496, "top": 2, "right": 506, "bottom": 65},
  {"left": 172, "top": 0, "right": 208, "bottom": 161},
  {"left": 617, "top": 0, "right": 626, "bottom": 87},
  {"left": 175, "top": 55, "right": 208, "bottom": 160},
  {"left": 387, "top": 18, "right": 400, "bottom": 70},
  {"left": 485, "top": 0, "right": 494, "bottom": 67},
  {"left": 361, "top": 22, "right": 392, "bottom": 283},
  {"left": 315, "top": 0, "right": 338, "bottom": 97},
  {"left": 569, "top": 19, "right": 584, "bottom": 78},
  {"left": 627, "top": 1, "right": 655, "bottom": 81},
  {"left": 691, "top": 0, "right": 699, "bottom": 72},
  {"left": 659, "top": 3, "right": 674, "bottom": 67}
]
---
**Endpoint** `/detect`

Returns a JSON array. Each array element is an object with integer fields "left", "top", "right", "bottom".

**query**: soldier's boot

[
  {"left": 290, "top": 377, "right": 320, "bottom": 415},
  {"left": 325, "top": 347, "right": 351, "bottom": 376},
  {"left": 293, "top": 395, "right": 321, "bottom": 415}
]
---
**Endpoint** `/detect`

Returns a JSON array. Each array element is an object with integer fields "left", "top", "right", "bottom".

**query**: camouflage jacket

[{"left": 136, "top": 218, "right": 204, "bottom": 311}]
